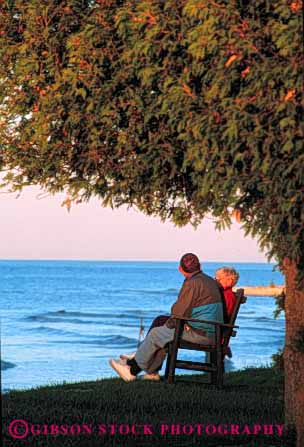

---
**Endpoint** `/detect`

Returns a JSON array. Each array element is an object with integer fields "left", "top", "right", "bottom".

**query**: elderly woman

[{"left": 215, "top": 266, "right": 239, "bottom": 322}]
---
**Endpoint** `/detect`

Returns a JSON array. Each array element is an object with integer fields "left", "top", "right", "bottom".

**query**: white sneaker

[
  {"left": 109, "top": 358, "right": 136, "bottom": 382},
  {"left": 120, "top": 352, "right": 136, "bottom": 360},
  {"left": 143, "top": 373, "right": 161, "bottom": 381}
]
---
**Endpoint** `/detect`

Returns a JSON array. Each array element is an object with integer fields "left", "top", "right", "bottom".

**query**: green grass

[{"left": 2, "top": 367, "right": 295, "bottom": 447}]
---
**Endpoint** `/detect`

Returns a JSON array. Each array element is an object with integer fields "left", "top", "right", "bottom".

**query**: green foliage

[
  {"left": 0, "top": 0, "right": 303, "bottom": 270},
  {"left": 273, "top": 291, "right": 286, "bottom": 319},
  {"left": 272, "top": 348, "right": 284, "bottom": 370}
]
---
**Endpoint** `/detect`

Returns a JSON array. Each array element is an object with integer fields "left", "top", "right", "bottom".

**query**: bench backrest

[{"left": 222, "top": 288, "right": 246, "bottom": 349}]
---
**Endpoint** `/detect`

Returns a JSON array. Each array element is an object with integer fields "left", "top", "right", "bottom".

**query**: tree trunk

[{"left": 283, "top": 259, "right": 304, "bottom": 447}]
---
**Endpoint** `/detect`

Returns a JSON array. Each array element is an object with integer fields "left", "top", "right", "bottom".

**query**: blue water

[{"left": 1, "top": 261, "right": 285, "bottom": 391}]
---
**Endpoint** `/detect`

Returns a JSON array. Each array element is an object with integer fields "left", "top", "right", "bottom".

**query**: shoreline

[{"left": 234, "top": 285, "right": 284, "bottom": 296}]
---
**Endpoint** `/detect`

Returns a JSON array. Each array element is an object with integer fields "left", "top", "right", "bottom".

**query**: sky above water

[{"left": 1, "top": 186, "right": 267, "bottom": 262}]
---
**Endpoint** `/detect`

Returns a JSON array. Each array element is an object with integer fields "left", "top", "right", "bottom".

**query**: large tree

[{"left": 1, "top": 0, "right": 303, "bottom": 443}]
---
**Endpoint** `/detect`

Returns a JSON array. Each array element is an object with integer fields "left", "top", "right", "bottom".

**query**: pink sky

[{"left": 1, "top": 186, "right": 267, "bottom": 262}]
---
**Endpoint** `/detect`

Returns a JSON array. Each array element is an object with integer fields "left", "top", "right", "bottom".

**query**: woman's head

[{"left": 215, "top": 267, "right": 239, "bottom": 289}]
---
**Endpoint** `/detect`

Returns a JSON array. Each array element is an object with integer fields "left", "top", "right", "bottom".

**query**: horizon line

[{"left": 0, "top": 258, "right": 274, "bottom": 264}]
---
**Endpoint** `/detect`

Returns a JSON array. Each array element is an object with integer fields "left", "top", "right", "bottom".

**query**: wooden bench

[{"left": 164, "top": 288, "right": 246, "bottom": 388}]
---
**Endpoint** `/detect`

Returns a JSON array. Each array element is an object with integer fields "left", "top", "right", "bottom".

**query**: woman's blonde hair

[{"left": 215, "top": 267, "right": 239, "bottom": 286}]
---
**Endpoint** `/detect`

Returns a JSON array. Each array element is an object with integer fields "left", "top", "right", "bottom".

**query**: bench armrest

[{"left": 170, "top": 314, "right": 239, "bottom": 329}]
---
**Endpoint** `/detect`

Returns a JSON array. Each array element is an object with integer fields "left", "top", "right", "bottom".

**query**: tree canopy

[
  {"left": 0, "top": 0, "right": 303, "bottom": 269},
  {"left": 1, "top": 2, "right": 304, "bottom": 443}
]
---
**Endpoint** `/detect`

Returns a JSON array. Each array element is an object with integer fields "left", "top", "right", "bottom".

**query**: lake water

[{"left": 1, "top": 260, "right": 285, "bottom": 391}]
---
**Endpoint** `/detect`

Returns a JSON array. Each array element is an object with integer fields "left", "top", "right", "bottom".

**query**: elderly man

[{"left": 109, "top": 253, "right": 224, "bottom": 381}]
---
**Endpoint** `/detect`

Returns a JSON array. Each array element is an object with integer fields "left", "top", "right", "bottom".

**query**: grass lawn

[{"left": 2, "top": 367, "right": 295, "bottom": 447}]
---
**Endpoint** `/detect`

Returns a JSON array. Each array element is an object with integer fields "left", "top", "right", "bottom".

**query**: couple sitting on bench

[{"left": 109, "top": 253, "right": 239, "bottom": 382}]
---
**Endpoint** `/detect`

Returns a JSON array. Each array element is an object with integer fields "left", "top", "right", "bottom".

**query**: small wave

[
  {"left": 86, "top": 334, "right": 137, "bottom": 347},
  {"left": 24, "top": 314, "right": 151, "bottom": 329},
  {"left": 256, "top": 317, "right": 273, "bottom": 321},
  {"left": 50, "top": 309, "right": 160, "bottom": 316},
  {"left": 1, "top": 360, "right": 16, "bottom": 370},
  {"left": 255, "top": 340, "right": 284, "bottom": 347},
  {"left": 24, "top": 310, "right": 105, "bottom": 322},
  {"left": 124, "top": 288, "right": 178, "bottom": 295},
  {"left": 49, "top": 335, "right": 138, "bottom": 348},
  {"left": 238, "top": 315, "right": 281, "bottom": 322},
  {"left": 48, "top": 310, "right": 108, "bottom": 318},
  {"left": 243, "top": 325, "right": 284, "bottom": 333},
  {"left": 25, "top": 310, "right": 160, "bottom": 322},
  {"left": 24, "top": 315, "right": 97, "bottom": 325},
  {"left": 27, "top": 326, "right": 81, "bottom": 337},
  {"left": 26, "top": 326, "right": 138, "bottom": 347},
  {"left": 104, "top": 287, "right": 178, "bottom": 295}
]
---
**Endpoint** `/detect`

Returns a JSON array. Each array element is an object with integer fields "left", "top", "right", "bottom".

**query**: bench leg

[
  {"left": 210, "top": 352, "right": 216, "bottom": 386},
  {"left": 216, "top": 348, "right": 224, "bottom": 389},
  {"left": 164, "top": 347, "right": 171, "bottom": 381},
  {"left": 167, "top": 343, "right": 179, "bottom": 384},
  {"left": 215, "top": 325, "right": 224, "bottom": 389},
  {"left": 165, "top": 320, "right": 183, "bottom": 384}
]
